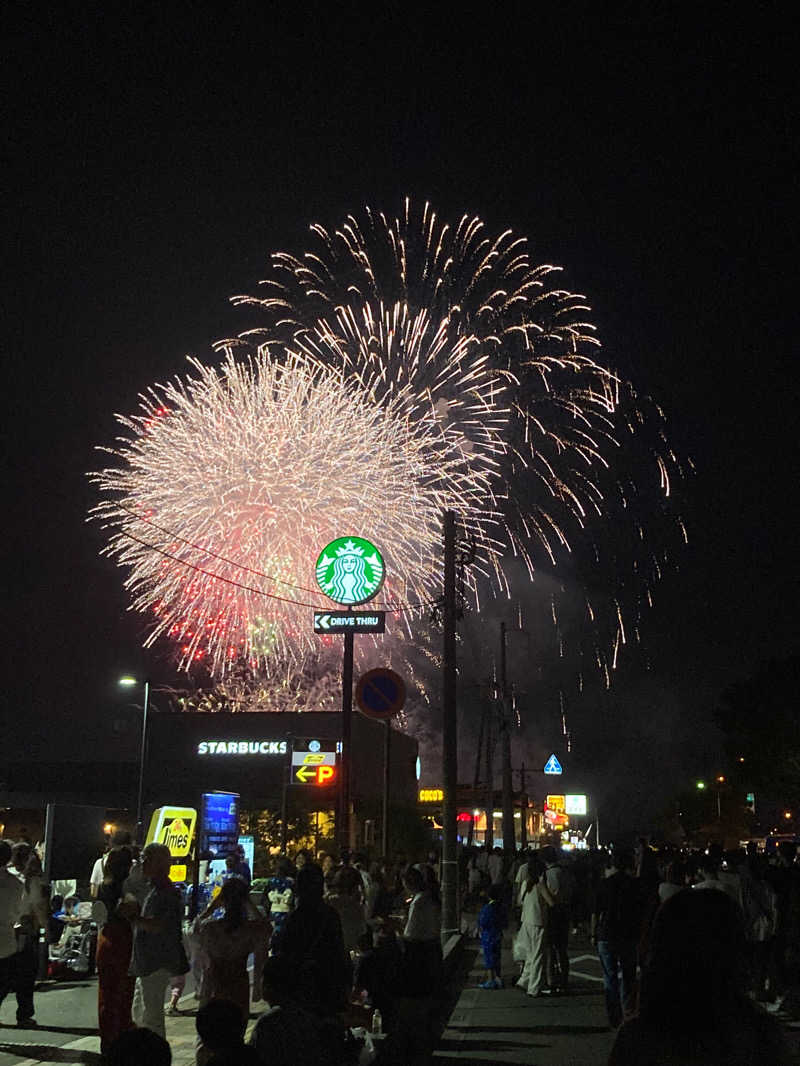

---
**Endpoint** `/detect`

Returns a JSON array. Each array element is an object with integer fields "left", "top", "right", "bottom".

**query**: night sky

[{"left": 4, "top": 8, "right": 797, "bottom": 828}]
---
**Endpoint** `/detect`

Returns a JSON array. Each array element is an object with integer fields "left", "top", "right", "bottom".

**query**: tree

[{"left": 715, "top": 655, "right": 800, "bottom": 809}]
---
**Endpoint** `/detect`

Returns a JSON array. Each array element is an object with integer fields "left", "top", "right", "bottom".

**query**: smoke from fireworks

[{"left": 91, "top": 201, "right": 683, "bottom": 687}]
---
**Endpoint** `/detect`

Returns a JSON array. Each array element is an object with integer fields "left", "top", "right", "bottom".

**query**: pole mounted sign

[
  {"left": 313, "top": 535, "right": 387, "bottom": 853},
  {"left": 315, "top": 537, "right": 385, "bottom": 606},
  {"left": 314, "top": 611, "right": 385, "bottom": 633},
  {"left": 543, "top": 753, "right": 563, "bottom": 775},
  {"left": 565, "top": 794, "right": 587, "bottom": 815},
  {"left": 290, "top": 737, "right": 338, "bottom": 786},
  {"left": 145, "top": 806, "right": 197, "bottom": 883},
  {"left": 356, "top": 668, "right": 406, "bottom": 721}
]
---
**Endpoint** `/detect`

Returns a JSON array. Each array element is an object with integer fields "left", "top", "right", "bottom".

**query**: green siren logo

[{"left": 315, "top": 537, "right": 384, "bottom": 606}]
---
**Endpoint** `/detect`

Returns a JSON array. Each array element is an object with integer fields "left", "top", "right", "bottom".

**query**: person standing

[
  {"left": 327, "top": 867, "right": 367, "bottom": 953},
  {"left": 9, "top": 843, "right": 47, "bottom": 1028},
  {"left": 129, "top": 843, "right": 188, "bottom": 1039},
  {"left": 487, "top": 847, "right": 504, "bottom": 885},
  {"left": 591, "top": 847, "right": 642, "bottom": 1029},
  {"left": 477, "top": 883, "right": 507, "bottom": 989},
  {"left": 516, "top": 862, "right": 554, "bottom": 997},
  {"left": 90, "top": 842, "right": 110, "bottom": 899},
  {"left": 265, "top": 857, "right": 295, "bottom": 950},
  {"left": 232, "top": 845, "right": 252, "bottom": 886},
  {"left": 400, "top": 865, "right": 442, "bottom": 995},
  {"left": 765, "top": 841, "right": 800, "bottom": 1014},
  {"left": 273, "top": 864, "right": 349, "bottom": 1017},
  {"left": 542, "top": 846, "right": 574, "bottom": 993},
  {"left": 693, "top": 851, "right": 741, "bottom": 905},
  {"left": 196, "top": 877, "right": 269, "bottom": 1026},
  {"left": 96, "top": 846, "right": 136, "bottom": 1052},
  {"left": 609, "top": 888, "right": 791, "bottom": 1065},
  {"left": 0, "top": 841, "right": 24, "bottom": 1024}
]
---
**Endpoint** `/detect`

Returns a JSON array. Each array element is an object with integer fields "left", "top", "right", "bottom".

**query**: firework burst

[
  {"left": 91, "top": 200, "right": 683, "bottom": 687},
  {"left": 90, "top": 348, "right": 502, "bottom": 674}
]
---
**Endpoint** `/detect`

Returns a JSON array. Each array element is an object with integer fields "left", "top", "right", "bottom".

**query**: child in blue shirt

[{"left": 477, "top": 883, "right": 507, "bottom": 989}]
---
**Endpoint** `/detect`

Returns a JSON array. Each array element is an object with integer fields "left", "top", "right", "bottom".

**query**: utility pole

[
  {"left": 339, "top": 628, "right": 354, "bottom": 853},
  {"left": 280, "top": 740, "right": 290, "bottom": 854},
  {"left": 500, "top": 622, "right": 515, "bottom": 855},
  {"left": 467, "top": 705, "right": 485, "bottom": 847},
  {"left": 519, "top": 762, "right": 527, "bottom": 850},
  {"left": 441, "top": 510, "right": 459, "bottom": 943},
  {"left": 381, "top": 720, "right": 390, "bottom": 856},
  {"left": 484, "top": 706, "right": 494, "bottom": 848},
  {"left": 135, "top": 679, "right": 150, "bottom": 844}
]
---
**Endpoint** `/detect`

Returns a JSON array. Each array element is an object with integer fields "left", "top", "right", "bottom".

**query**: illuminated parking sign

[
  {"left": 291, "top": 737, "right": 338, "bottom": 786},
  {"left": 315, "top": 537, "right": 384, "bottom": 606}
]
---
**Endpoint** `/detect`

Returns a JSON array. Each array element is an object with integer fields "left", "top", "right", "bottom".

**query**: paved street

[
  {"left": 440, "top": 935, "right": 800, "bottom": 1066},
  {"left": 3, "top": 935, "right": 800, "bottom": 1064},
  {"left": 1, "top": 975, "right": 209, "bottom": 1066},
  {"left": 0, "top": 937, "right": 614, "bottom": 1065},
  {"left": 436, "top": 937, "right": 615, "bottom": 1066}
]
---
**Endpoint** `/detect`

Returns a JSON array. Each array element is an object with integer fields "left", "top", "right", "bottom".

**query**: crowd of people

[
  {"left": 5, "top": 832, "right": 800, "bottom": 1064},
  {"left": 463, "top": 838, "right": 799, "bottom": 1064},
  {"left": 3, "top": 835, "right": 447, "bottom": 1064}
]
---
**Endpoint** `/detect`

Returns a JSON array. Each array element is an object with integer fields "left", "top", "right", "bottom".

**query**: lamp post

[
  {"left": 715, "top": 775, "right": 726, "bottom": 821},
  {"left": 119, "top": 676, "right": 150, "bottom": 843}
]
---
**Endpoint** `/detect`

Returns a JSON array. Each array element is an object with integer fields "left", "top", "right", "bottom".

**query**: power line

[
  {"left": 117, "top": 529, "right": 442, "bottom": 614},
  {"left": 117, "top": 503, "right": 323, "bottom": 597}
]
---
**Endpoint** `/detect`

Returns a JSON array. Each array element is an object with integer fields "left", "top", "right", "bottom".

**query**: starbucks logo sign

[{"left": 315, "top": 536, "right": 385, "bottom": 606}]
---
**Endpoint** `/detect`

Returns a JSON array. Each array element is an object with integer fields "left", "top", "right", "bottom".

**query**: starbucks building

[{"left": 143, "top": 710, "right": 419, "bottom": 850}]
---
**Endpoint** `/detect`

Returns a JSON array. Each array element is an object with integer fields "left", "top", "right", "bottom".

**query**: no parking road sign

[{"left": 356, "top": 668, "right": 406, "bottom": 721}]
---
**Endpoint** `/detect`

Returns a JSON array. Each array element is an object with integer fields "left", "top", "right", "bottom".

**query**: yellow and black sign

[
  {"left": 419, "top": 788, "right": 444, "bottom": 803},
  {"left": 295, "top": 764, "right": 337, "bottom": 785},
  {"left": 145, "top": 806, "right": 197, "bottom": 882}
]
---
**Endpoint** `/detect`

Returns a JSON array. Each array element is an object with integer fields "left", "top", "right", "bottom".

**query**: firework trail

[{"left": 91, "top": 201, "right": 684, "bottom": 686}]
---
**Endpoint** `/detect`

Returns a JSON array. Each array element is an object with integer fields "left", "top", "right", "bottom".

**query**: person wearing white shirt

[
  {"left": 90, "top": 849, "right": 109, "bottom": 899},
  {"left": 401, "top": 866, "right": 442, "bottom": 999},
  {"left": 487, "top": 848, "right": 504, "bottom": 885}
]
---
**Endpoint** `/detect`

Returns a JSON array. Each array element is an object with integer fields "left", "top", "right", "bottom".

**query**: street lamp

[{"left": 119, "top": 676, "right": 150, "bottom": 843}]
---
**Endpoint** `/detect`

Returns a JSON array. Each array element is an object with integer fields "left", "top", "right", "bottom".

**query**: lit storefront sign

[
  {"left": 315, "top": 536, "right": 385, "bottom": 606},
  {"left": 565, "top": 794, "right": 587, "bottom": 815},
  {"left": 419, "top": 788, "right": 444, "bottom": 802},
  {"left": 197, "top": 740, "right": 288, "bottom": 755},
  {"left": 145, "top": 806, "right": 197, "bottom": 882}
]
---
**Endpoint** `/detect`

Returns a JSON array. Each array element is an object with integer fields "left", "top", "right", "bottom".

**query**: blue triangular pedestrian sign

[{"left": 543, "top": 753, "right": 562, "bottom": 775}]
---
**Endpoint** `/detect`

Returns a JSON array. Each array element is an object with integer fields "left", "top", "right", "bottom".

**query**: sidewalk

[
  {"left": 434, "top": 934, "right": 615, "bottom": 1066},
  {"left": 4, "top": 998, "right": 246, "bottom": 1066}
]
